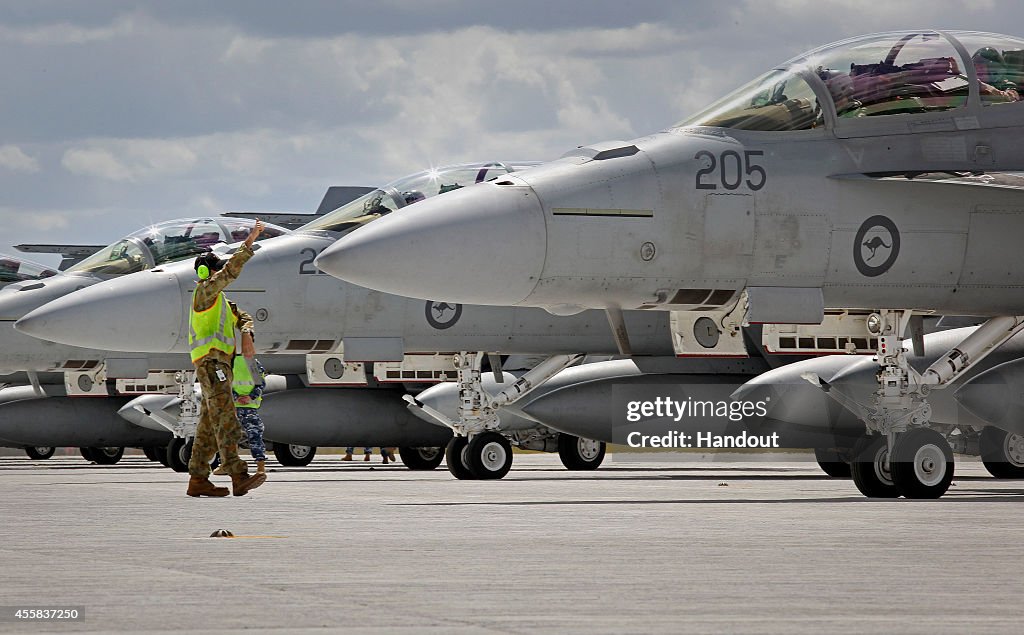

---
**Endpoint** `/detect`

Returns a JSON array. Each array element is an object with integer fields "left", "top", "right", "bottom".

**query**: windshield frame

[
  {"left": 297, "top": 161, "right": 541, "bottom": 235},
  {"left": 66, "top": 217, "right": 287, "bottom": 277},
  {"left": 671, "top": 30, "right": 1024, "bottom": 140}
]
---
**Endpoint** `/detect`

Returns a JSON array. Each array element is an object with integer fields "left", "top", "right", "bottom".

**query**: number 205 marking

[{"left": 694, "top": 150, "right": 766, "bottom": 191}]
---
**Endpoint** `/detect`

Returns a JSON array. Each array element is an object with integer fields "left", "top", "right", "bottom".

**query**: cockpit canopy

[
  {"left": 68, "top": 217, "right": 288, "bottom": 276},
  {"left": 300, "top": 161, "right": 541, "bottom": 234},
  {"left": 677, "top": 31, "right": 1024, "bottom": 132},
  {"left": 0, "top": 255, "right": 59, "bottom": 285}
]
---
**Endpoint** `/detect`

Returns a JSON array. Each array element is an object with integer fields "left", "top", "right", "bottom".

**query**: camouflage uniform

[
  {"left": 234, "top": 358, "right": 267, "bottom": 462},
  {"left": 188, "top": 245, "right": 256, "bottom": 479}
]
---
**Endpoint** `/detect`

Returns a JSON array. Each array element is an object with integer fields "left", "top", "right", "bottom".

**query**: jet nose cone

[
  {"left": 316, "top": 180, "right": 546, "bottom": 305},
  {"left": 16, "top": 269, "right": 184, "bottom": 352},
  {"left": 0, "top": 275, "right": 96, "bottom": 321}
]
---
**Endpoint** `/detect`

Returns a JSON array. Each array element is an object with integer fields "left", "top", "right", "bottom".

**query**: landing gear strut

[
  {"left": 411, "top": 351, "right": 583, "bottom": 480},
  {"left": 846, "top": 311, "right": 1024, "bottom": 499}
]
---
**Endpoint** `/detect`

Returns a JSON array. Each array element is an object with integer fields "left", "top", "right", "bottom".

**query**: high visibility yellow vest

[
  {"left": 189, "top": 292, "right": 237, "bottom": 363},
  {"left": 232, "top": 355, "right": 261, "bottom": 409}
]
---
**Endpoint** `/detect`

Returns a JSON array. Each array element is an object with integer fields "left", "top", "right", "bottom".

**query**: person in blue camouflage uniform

[{"left": 234, "top": 357, "right": 268, "bottom": 473}]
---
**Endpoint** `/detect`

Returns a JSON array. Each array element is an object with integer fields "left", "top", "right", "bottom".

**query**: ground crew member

[
  {"left": 215, "top": 355, "right": 269, "bottom": 475},
  {"left": 186, "top": 220, "right": 266, "bottom": 497}
]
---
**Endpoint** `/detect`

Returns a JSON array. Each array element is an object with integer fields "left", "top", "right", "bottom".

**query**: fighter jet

[
  {"left": 0, "top": 218, "right": 305, "bottom": 464},
  {"left": 315, "top": 31, "right": 1024, "bottom": 497},
  {"left": 0, "top": 186, "right": 444, "bottom": 467},
  {"left": 0, "top": 254, "right": 64, "bottom": 458},
  {"left": 16, "top": 161, "right": 839, "bottom": 479}
]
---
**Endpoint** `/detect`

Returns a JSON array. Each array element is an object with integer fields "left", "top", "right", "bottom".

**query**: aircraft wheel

[
  {"left": 466, "top": 431, "right": 513, "bottom": 480},
  {"left": 91, "top": 446, "right": 124, "bottom": 465},
  {"left": 444, "top": 436, "right": 475, "bottom": 480},
  {"left": 166, "top": 438, "right": 192, "bottom": 473},
  {"left": 557, "top": 434, "right": 606, "bottom": 470},
  {"left": 142, "top": 446, "right": 160, "bottom": 462},
  {"left": 979, "top": 427, "right": 1024, "bottom": 478},
  {"left": 25, "top": 446, "right": 55, "bottom": 460},
  {"left": 814, "top": 446, "right": 852, "bottom": 478},
  {"left": 399, "top": 446, "right": 444, "bottom": 470},
  {"left": 850, "top": 435, "right": 899, "bottom": 498},
  {"left": 79, "top": 447, "right": 96, "bottom": 463},
  {"left": 891, "top": 428, "right": 954, "bottom": 499},
  {"left": 273, "top": 444, "right": 316, "bottom": 467}
]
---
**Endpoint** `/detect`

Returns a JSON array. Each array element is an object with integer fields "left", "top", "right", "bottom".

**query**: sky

[{"left": 1, "top": 0, "right": 1021, "bottom": 266}]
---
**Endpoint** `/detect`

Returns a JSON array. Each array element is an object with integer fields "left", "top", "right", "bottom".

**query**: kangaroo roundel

[
  {"left": 425, "top": 300, "right": 463, "bottom": 330},
  {"left": 854, "top": 215, "right": 900, "bottom": 277}
]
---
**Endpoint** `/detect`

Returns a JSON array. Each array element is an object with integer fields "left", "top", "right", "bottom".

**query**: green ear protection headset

[{"left": 197, "top": 264, "right": 211, "bottom": 280}]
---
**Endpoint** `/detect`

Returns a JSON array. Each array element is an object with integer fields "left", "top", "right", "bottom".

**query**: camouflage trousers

[
  {"left": 189, "top": 358, "right": 247, "bottom": 478},
  {"left": 236, "top": 408, "right": 267, "bottom": 462}
]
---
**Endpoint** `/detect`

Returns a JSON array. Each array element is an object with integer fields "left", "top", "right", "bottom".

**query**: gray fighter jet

[
  {"left": 16, "top": 161, "right": 832, "bottom": 479},
  {"left": 314, "top": 31, "right": 1024, "bottom": 497},
  {"left": 0, "top": 254, "right": 64, "bottom": 458},
  {"left": 0, "top": 218, "right": 308, "bottom": 464}
]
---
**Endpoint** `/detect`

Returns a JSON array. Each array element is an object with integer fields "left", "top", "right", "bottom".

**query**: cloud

[
  {"left": 3, "top": 1, "right": 1024, "bottom": 263},
  {"left": 0, "top": 15, "right": 135, "bottom": 45},
  {"left": 61, "top": 139, "right": 197, "bottom": 182},
  {"left": 0, "top": 145, "right": 40, "bottom": 173}
]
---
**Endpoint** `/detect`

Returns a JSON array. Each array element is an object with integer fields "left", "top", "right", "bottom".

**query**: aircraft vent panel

[
  {"left": 372, "top": 354, "right": 457, "bottom": 384},
  {"left": 761, "top": 316, "right": 877, "bottom": 355},
  {"left": 115, "top": 371, "right": 180, "bottom": 395}
]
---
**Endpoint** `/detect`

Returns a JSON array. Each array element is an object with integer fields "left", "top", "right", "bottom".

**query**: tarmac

[{"left": 1, "top": 453, "right": 1022, "bottom": 634}]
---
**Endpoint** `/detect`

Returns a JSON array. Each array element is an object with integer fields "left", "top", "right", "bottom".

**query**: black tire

[
  {"left": 79, "top": 447, "right": 96, "bottom": 462},
  {"left": 399, "top": 446, "right": 445, "bottom": 470},
  {"left": 850, "top": 435, "right": 900, "bottom": 498},
  {"left": 444, "top": 436, "right": 475, "bottom": 480},
  {"left": 142, "top": 446, "right": 160, "bottom": 462},
  {"left": 557, "top": 434, "right": 606, "bottom": 470},
  {"left": 466, "top": 431, "right": 513, "bottom": 480},
  {"left": 891, "top": 428, "right": 954, "bottom": 499},
  {"left": 24, "top": 446, "right": 55, "bottom": 460},
  {"left": 91, "top": 447, "right": 124, "bottom": 465},
  {"left": 273, "top": 444, "right": 316, "bottom": 467},
  {"left": 166, "top": 438, "right": 192, "bottom": 473},
  {"left": 979, "top": 427, "right": 1024, "bottom": 479},
  {"left": 154, "top": 446, "right": 170, "bottom": 468},
  {"left": 814, "top": 446, "right": 852, "bottom": 478}
]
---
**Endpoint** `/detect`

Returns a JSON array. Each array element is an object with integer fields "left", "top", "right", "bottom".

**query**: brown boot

[
  {"left": 231, "top": 470, "right": 267, "bottom": 497},
  {"left": 187, "top": 477, "right": 229, "bottom": 497},
  {"left": 363, "top": 452, "right": 371, "bottom": 462},
  {"left": 342, "top": 453, "right": 353, "bottom": 461},
  {"left": 256, "top": 460, "right": 266, "bottom": 474}
]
